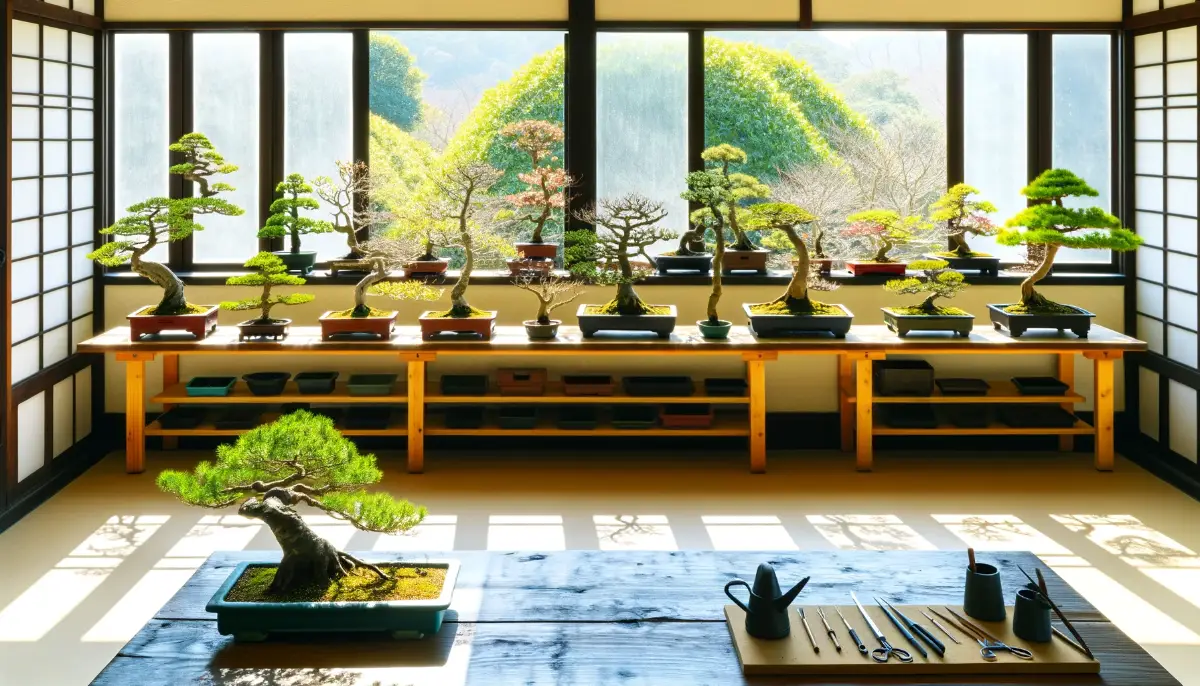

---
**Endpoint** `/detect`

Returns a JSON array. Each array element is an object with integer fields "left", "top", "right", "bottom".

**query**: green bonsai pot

[{"left": 697, "top": 319, "right": 733, "bottom": 340}]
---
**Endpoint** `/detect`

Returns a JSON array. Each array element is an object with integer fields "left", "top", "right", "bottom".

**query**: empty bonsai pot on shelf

[
  {"left": 498, "top": 405, "right": 539, "bottom": 429},
  {"left": 987, "top": 303, "right": 1095, "bottom": 338},
  {"left": 345, "top": 406, "right": 393, "bottom": 430},
  {"left": 318, "top": 310, "right": 398, "bottom": 341},
  {"left": 881, "top": 307, "right": 975, "bottom": 338},
  {"left": 655, "top": 254, "right": 713, "bottom": 275},
  {"left": 927, "top": 253, "right": 1001, "bottom": 277},
  {"left": 128, "top": 305, "right": 219, "bottom": 341},
  {"left": 273, "top": 250, "right": 318, "bottom": 275},
  {"left": 185, "top": 376, "right": 237, "bottom": 397},
  {"left": 294, "top": 371, "right": 339, "bottom": 395},
  {"left": 576, "top": 304, "right": 677, "bottom": 339},
  {"left": 440, "top": 375, "right": 488, "bottom": 396},
  {"left": 846, "top": 261, "right": 907, "bottom": 276},
  {"left": 347, "top": 374, "right": 399, "bottom": 396},
  {"left": 419, "top": 310, "right": 498, "bottom": 341},
  {"left": 743, "top": 303, "right": 853, "bottom": 339},
  {"left": 722, "top": 249, "right": 770, "bottom": 274},
  {"left": 524, "top": 319, "right": 561, "bottom": 340},
  {"left": 236, "top": 318, "right": 291, "bottom": 342},
  {"left": 498, "top": 369, "right": 547, "bottom": 396},
  {"left": 405, "top": 258, "right": 450, "bottom": 276},
  {"left": 207, "top": 560, "right": 459, "bottom": 642},
  {"left": 562, "top": 375, "right": 615, "bottom": 396},
  {"left": 874, "top": 360, "right": 935, "bottom": 397},
  {"left": 242, "top": 372, "right": 291, "bottom": 397},
  {"left": 697, "top": 319, "right": 733, "bottom": 340}
]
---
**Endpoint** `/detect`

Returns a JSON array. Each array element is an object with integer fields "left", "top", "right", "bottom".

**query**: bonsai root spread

[
  {"left": 226, "top": 564, "right": 446, "bottom": 603},
  {"left": 888, "top": 305, "right": 971, "bottom": 316},
  {"left": 328, "top": 306, "right": 395, "bottom": 319},
  {"left": 138, "top": 303, "right": 211, "bottom": 317},
  {"left": 1003, "top": 301, "right": 1081, "bottom": 315},
  {"left": 425, "top": 306, "right": 494, "bottom": 319},
  {"left": 750, "top": 299, "right": 845, "bottom": 316},
  {"left": 587, "top": 301, "right": 672, "bottom": 316}
]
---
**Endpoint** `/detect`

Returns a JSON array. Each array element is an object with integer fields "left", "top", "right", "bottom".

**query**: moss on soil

[
  {"left": 137, "top": 303, "right": 212, "bottom": 316},
  {"left": 750, "top": 300, "right": 846, "bottom": 316},
  {"left": 327, "top": 307, "right": 396, "bottom": 319},
  {"left": 585, "top": 302, "right": 673, "bottom": 316},
  {"left": 1002, "top": 302, "right": 1081, "bottom": 315},
  {"left": 933, "top": 251, "right": 992, "bottom": 259},
  {"left": 424, "top": 306, "right": 494, "bottom": 319},
  {"left": 225, "top": 564, "right": 446, "bottom": 603},
  {"left": 887, "top": 306, "right": 972, "bottom": 317}
]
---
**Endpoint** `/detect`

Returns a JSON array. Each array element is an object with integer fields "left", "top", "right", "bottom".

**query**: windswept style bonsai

[
  {"left": 930, "top": 183, "right": 999, "bottom": 258},
  {"left": 258, "top": 174, "right": 334, "bottom": 274},
  {"left": 348, "top": 236, "right": 444, "bottom": 318},
  {"left": 157, "top": 411, "right": 427, "bottom": 594},
  {"left": 513, "top": 272, "right": 584, "bottom": 339},
  {"left": 314, "top": 161, "right": 392, "bottom": 264},
  {"left": 502, "top": 120, "right": 569, "bottom": 271},
  {"left": 221, "top": 253, "right": 315, "bottom": 340},
  {"left": 89, "top": 134, "right": 243, "bottom": 335}
]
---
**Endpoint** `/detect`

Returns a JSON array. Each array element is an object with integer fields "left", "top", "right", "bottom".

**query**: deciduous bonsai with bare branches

[
  {"left": 568, "top": 194, "right": 674, "bottom": 315},
  {"left": 89, "top": 133, "right": 243, "bottom": 315},
  {"left": 513, "top": 272, "right": 584, "bottom": 331},
  {"left": 157, "top": 411, "right": 426, "bottom": 594},
  {"left": 313, "top": 161, "right": 394, "bottom": 261},
  {"left": 335, "top": 236, "right": 444, "bottom": 318},
  {"left": 745, "top": 202, "right": 843, "bottom": 315}
]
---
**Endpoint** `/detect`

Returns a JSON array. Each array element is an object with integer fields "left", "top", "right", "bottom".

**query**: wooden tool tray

[{"left": 725, "top": 604, "right": 1100, "bottom": 676}]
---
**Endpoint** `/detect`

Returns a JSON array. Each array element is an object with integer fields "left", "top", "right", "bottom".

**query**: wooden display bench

[{"left": 78, "top": 324, "right": 1144, "bottom": 475}]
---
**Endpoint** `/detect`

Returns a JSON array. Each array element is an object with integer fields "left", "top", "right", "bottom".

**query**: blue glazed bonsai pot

[{"left": 206, "top": 559, "right": 460, "bottom": 642}]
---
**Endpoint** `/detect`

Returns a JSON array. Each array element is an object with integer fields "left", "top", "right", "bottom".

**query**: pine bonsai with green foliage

[
  {"left": 157, "top": 411, "right": 426, "bottom": 594},
  {"left": 745, "top": 202, "right": 843, "bottom": 315},
  {"left": 999, "top": 169, "right": 1142, "bottom": 313},
  {"left": 699, "top": 145, "right": 771, "bottom": 252},
  {"left": 844, "top": 209, "right": 932, "bottom": 263},
  {"left": 568, "top": 194, "right": 674, "bottom": 316},
  {"left": 884, "top": 259, "right": 969, "bottom": 316},
  {"left": 682, "top": 146, "right": 739, "bottom": 324},
  {"left": 258, "top": 174, "right": 334, "bottom": 255},
  {"left": 930, "top": 183, "right": 999, "bottom": 257},
  {"left": 89, "top": 133, "right": 243, "bottom": 315},
  {"left": 220, "top": 253, "right": 315, "bottom": 324}
]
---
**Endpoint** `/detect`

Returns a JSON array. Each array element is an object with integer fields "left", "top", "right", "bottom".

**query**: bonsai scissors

[
  {"left": 851, "top": 592, "right": 913, "bottom": 663},
  {"left": 944, "top": 607, "right": 1034, "bottom": 661}
]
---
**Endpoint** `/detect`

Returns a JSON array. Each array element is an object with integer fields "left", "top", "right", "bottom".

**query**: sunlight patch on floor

[
  {"left": 373, "top": 515, "right": 458, "bottom": 552},
  {"left": 702, "top": 515, "right": 797, "bottom": 551},
  {"left": 933, "top": 514, "right": 1071, "bottom": 555},
  {"left": 808, "top": 514, "right": 936, "bottom": 551},
  {"left": 487, "top": 515, "right": 565, "bottom": 551},
  {"left": 594, "top": 515, "right": 678, "bottom": 550}
]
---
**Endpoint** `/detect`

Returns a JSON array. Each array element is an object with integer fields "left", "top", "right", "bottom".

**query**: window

[{"left": 113, "top": 34, "right": 170, "bottom": 263}]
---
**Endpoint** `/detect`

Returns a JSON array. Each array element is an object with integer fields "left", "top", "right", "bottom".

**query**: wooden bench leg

[
  {"left": 1057, "top": 353, "right": 1074, "bottom": 453},
  {"left": 855, "top": 357, "right": 874, "bottom": 472},
  {"left": 161, "top": 354, "right": 179, "bottom": 451},
  {"left": 124, "top": 358, "right": 146, "bottom": 474},
  {"left": 1092, "top": 356, "right": 1116, "bottom": 471},
  {"left": 747, "top": 358, "right": 767, "bottom": 473},
  {"left": 839, "top": 354, "right": 853, "bottom": 452},
  {"left": 407, "top": 358, "right": 426, "bottom": 474}
]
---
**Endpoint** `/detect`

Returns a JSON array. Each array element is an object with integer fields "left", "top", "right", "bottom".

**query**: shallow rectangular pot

[
  {"left": 515, "top": 242, "right": 558, "bottom": 260},
  {"left": 128, "top": 305, "right": 219, "bottom": 341},
  {"left": 988, "top": 303, "right": 1094, "bottom": 338},
  {"left": 237, "top": 319, "right": 290, "bottom": 341},
  {"left": 743, "top": 303, "right": 853, "bottom": 339},
  {"left": 576, "top": 304, "right": 677, "bottom": 339},
  {"left": 882, "top": 308, "right": 974, "bottom": 338},
  {"left": 847, "top": 261, "right": 906, "bottom": 276},
  {"left": 506, "top": 258, "right": 555, "bottom": 275},
  {"left": 319, "top": 311, "right": 398, "bottom": 341},
  {"left": 405, "top": 259, "right": 450, "bottom": 275},
  {"left": 419, "top": 311, "right": 498, "bottom": 341},
  {"left": 273, "top": 250, "right": 318, "bottom": 275},
  {"left": 722, "top": 249, "right": 769, "bottom": 274},
  {"left": 655, "top": 254, "right": 713, "bottom": 275},
  {"left": 206, "top": 559, "right": 459, "bottom": 642},
  {"left": 927, "top": 253, "right": 1000, "bottom": 277}
]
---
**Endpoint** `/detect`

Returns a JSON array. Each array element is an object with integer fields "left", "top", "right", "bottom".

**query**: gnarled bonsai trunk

[
  {"left": 536, "top": 295, "right": 552, "bottom": 325},
  {"left": 258, "top": 282, "right": 276, "bottom": 323},
  {"left": 289, "top": 225, "right": 301, "bottom": 254},
  {"left": 352, "top": 258, "right": 388, "bottom": 316},
  {"left": 134, "top": 254, "right": 188, "bottom": 316},
  {"left": 614, "top": 247, "right": 649, "bottom": 315},
  {"left": 707, "top": 216, "right": 725, "bottom": 323},
  {"left": 919, "top": 294, "right": 940, "bottom": 311},
  {"left": 812, "top": 225, "right": 827, "bottom": 259},
  {"left": 678, "top": 226, "right": 707, "bottom": 256},
  {"left": 450, "top": 220, "right": 473, "bottom": 316},
  {"left": 728, "top": 208, "right": 757, "bottom": 252},
  {"left": 949, "top": 231, "right": 971, "bottom": 256},
  {"left": 775, "top": 227, "right": 811, "bottom": 308},
  {"left": 1020, "top": 243, "right": 1059, "bottom": 307},
  {"left": 874, "top": 236, "right": 895, "bottom": 263}
]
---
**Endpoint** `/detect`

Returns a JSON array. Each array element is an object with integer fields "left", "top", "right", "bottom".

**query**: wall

[{"left": 102, "top": 281, "right": 1126, "bottom": 414}]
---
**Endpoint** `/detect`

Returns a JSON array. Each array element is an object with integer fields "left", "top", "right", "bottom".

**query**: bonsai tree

[
  {"left": 999, "top": 169, "right": 1142, "bottom": 311},
  {"left": 700, "top": 144, "right": 770, "bottom": 252},
  {"left": 683, "top": 157, "right": 737, "bottom": 325},
  {"left": 513, "top": 272, "right": 585, "bottom": 325},
  {"left": 220, "top": 252, "right": 315, "bottom": 323},
  {"left": 313, "top": 161, "right": 393, "bottom": 260},
  {"left": 501, "top": 120, "right": 569, "bottom": 250},
  {"left": 156, "top": 411, "right": 426, "bottom": 593},
  {"left": 339, "top": 236, "right": 444, "bottom": 318},
  {"left": 884, "top": 259, "right": 968, "bottom": 315},
  {"left": 930, "top": 183, "right": 999, "bottom": 257},
  {"left": 89, "top": 133, "right": 243, "bottom": 315},
  {"left": 843, "top": 209, "right": 932, "bottom": 263},
  {"left": 745, "top": 202, "right": 842, "bottom": 314},
  {"left": 568, "top": 194, "right": 673, "bottom": 315},
  {"left": 258, "top": 173, "right": 334, "bottom": 256}
]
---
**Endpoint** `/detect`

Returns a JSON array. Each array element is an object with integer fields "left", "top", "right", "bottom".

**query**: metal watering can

[{"left": 724, "top": 562, "right": 810, "bottom": 639}]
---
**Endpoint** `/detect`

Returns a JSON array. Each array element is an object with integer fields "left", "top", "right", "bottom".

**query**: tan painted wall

[
  {"left": 102, "top": 282, "right": 1126, "bottom": 414},
  {"left": 104, "top": 0, "right": 570, "bottom": 22},
  {"left": 811, "top": 0, "right": 1122, "bottom": 23}
]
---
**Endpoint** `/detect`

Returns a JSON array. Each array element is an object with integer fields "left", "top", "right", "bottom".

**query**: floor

[{"left": 1, "top": 449, "right": 1199, "bottom": 686}]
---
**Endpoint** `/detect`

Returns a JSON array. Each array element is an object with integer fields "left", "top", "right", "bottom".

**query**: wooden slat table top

[
  {"left": 91, "top": 550, "right": 1180, "bottom": 686},
  {"left": 79, "top": 324, "right": 1146, "bottom": 356}
]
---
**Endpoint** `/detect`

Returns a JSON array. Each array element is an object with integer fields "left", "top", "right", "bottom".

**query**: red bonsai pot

[
  {"left": 515, "top": 242, "right": 558, "bottom": 260},
  {"left": 318, "top": 310, "right": 398, "bottom": 341},
  {"left": 128, "top": 305, "right": 219, "bottom": 341},
  {"left": 847, "top": 261, "right": 907, "bottom": 276},
  {"left": 419, "top": 310, "right": 498, "bottom": 341},
  {"left": 405, "top": 259, "right": 450, "bottom": 275}
]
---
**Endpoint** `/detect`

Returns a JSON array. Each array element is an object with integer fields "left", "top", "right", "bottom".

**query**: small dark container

[
  {"left": 927, "top": 253, "right": 1001, "bottom": 277},
  {"left": 988, "top": 303, "right": 1094, "bottom": 338},
  {"left": 744, "top": 303, "right": 854, "bottom": 339},
  {"left": 440, "top": 375, "right": 489, "bottom": 396},
  {"left": 999, "top": 405, "right": 1078, "bottom": 428},
  {"left": 347, "top": 374, "right": 399, "bottom": 396},
  {"left": 577, "top": 304, "right": 677, "bottom": 339},
  {"left": 935, "top": 378, "right": 991, "bottom": 396},
  {"left": 562, "top": 375, "right": 615, "bottom": 396},
  {"left": 444, "top": 406, "right": 485, "bottom": 429},
  {"left": 655, "top": 254, "right": 713, "bottom": 275},
  {"left": 661, "top": 404, "right": 715, "bottom": 428},
  {"left": 1013, "top": 588, "right": 1052, "bottom": 643},
  {"left": 242, "top": 372, "right": 291, "bottom": 397},
  {"left": 158, "top": 407, "right": 207, "bottom": 429},
  {"left": 1011, "top": 376, "right": 1071, "bottom": 396},
  {"left": 946, "top": 405, "right": 992, "bottom": 428},
  {"left": 874, "top": 360, "right": 935, "bottom": 397},
  {"left": 705, "top": 378, "right": 748, "bottom": 397},
  {"left": 214, "top": 408, "right": 263, "bottom": 430},
  {"left": 294, "top": 371, "right": 339, "bottom": 395},
  {"left": 964, "top": 562, "right": 1007, "bottom": 622},
  {"left": 498, "top": 406, "right": 539, "bottom": 430},
  {"left": 185, "top": 376, "right": 237, "bottom": 397},
  {"left": 345, "top": 406, "right": 392, "bottom": 430},
  {"left": 613, "top": 405, "right": 659, "bottom": 429},
  {"left": 498, "top": 369, "right": 547, "bottom": 396},
  {"left": 622, "top": 376, "right": 695, "bottom": 397},
  {"left": 557, "top": 406, "right": 599, "bottom": 429},
  {"left": 882, "top": 405, "right": 938, "bottom": 429}
]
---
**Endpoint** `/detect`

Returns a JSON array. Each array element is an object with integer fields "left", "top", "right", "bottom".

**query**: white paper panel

[
  {"left": 12, "top": 259, "right": 40, "bottom": 300},
  {"left": 1133, "top": 0, "right": 1161, "bottom": 12},
  {"left": 114, "top": 34, "right": 171, "bottom": 264},
  {"left": 17, "top": 394, "right": 46, "bottom": 482},
  {"left": 72, "top": 32, "right": 94, "bottom": 65},
  {"left": 1168, "top": 289, "right": 1199, "bottom": 329},
  {"left": 1170, "top": 95, "right": 1199, "bottom": 107},
  {"left": 1168, "top": 177, "right": 1198, "bottom": 216},
  {"left": 72, "top": 315, "right": 93, "bottom": 355},
  {"left": 43, "top": 325, "right": 69, "bottom": 371},
  {"left": 43, "top": 251, "right": 69, "bottom": 290},
  {"left": 43, "top": 177, "right": 68, "bottom": 214},
  {"left": 11, "top": 298, "right": 40, "bottom": 344},
  {"left": 72, "top": 280, "right": 93, "bottom": 317},
  {"left": 1168, "top": 215, "right": 1198, "bottom": 254},
  {"left": 1136, "top": 109, "right": 1165, "bottom": 140},
  {"left": 46, "top": 0, "right": 68, "bottom": 7},
  {"left": 1137, "top": 142, "right": 1164, "bottom": 174},
  {"left": 71, "top": 66, "right": 94, "bottom": 97},
  {"left": 13, "top": 57, "right": 39, "bottom": 93},
  {"left": 72, "top": 109, "right": 93, "bottom": 139},
  {"left": 43, "top": 61, "right": 68, "bottom": 96},
  {"left": 1140, "top": 367, "right": 1160, "bottom": 441},
  {"left": 1137, "top": 175, "right": 1165, "bottom": 211},
  {"left": 1140, "top": 315, "right": 1166, "bottom": 354},
  {"left": 73, "top": 142, "right": 94, "bottom": 173},
  {"left": 53, "top": 378, "right": 74, "bottom": 458},
  {"left": 43, "top": 289, "right": 70, "bottom": 330},
  {"left": 44, "top": 27, "right": 68, "bottom": 61},
  {"left": 1137, "top": 97, "right": 1165, "bottom": 109},
  {"left": 1137, "top": 65, "right": 1166, "bottom": 97},
  {"left": 71, "top": 96, "right": 92, "bottom": 111},
  {"left": 13, "top": 141, "right": 40, "bottom": 178},
  {"left": 1141, "top": 245, "right": 1166, "bottom": 283},
  {"left": 75, "top": 0, "right": 96, "bottom": 14},
  {"left": 12, "top": 219, "right": 40, "bottom": 260},
  {"left": 43, "top": 141, "right": 68, "bottom": 176},
  {"left": 12, "top": 179, "right": 40, "bottom": 220},
  {"left": 13, "top": 107, "right": 39, "bottom": 139},
  {"left": 72, "top": 174, "right": 94, "bottom": 208},
  {"left": 44, "top": 109, "right": 68, "bottom": 139},
  {"left": 1136, "top": 32, "right": 1164, "bottom": 66},
  {"left": 1168, "top": 108, "right": 1198, "bottom": 140},
  {"left": 1169, "top": 380, "right": 1199, "bottom": 462},
  {"left": 1165, "top": 0, "right": 1198, "bottom": 8},
  {"left": 44, "top": 95, "right": 68, "bottom": 108},
  {"left": 1168, "top": 26, "right": 1199, "bottom": 61},
  {"left": 75, "top": 368, "right": 93, "bottom": 442},
  {"left": 43, "top": 213, "right": 68, "bottom": 252},
  {"left": 72, "top": 209, "right": 93, "bottom": 244},
  {"left": 1168, "top": 325, "right": 1199, "bottom": 367},
  {"left": 72, "top": 246, "right": 91, "bottom": 281},
  {"left": 1168, "top": 252, "right": 1199, "bottom": 291},
  {"left": 1168, "top": 142, "right": 1198, "bottom": 177},
  {"left": 13, "top": 94, "right": 39, "bottom": 106},
  {"left": 1138, "top": 211, "right": 1165, "bottom": 246},
  {"left": 1167, "top": 61, "right": 1198, "bottom": 96},
  {"left": 1139, "top": 281, "right": 1165, "bottom": 318},
  {"left": 13, "top": 21, "right": 39, "bottom": 57}
]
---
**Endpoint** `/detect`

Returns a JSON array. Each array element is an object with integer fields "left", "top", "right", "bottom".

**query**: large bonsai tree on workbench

[
  {"left": 157, "top": 411, "right": 426, "bottom": 594},
  {"left": 568, "top": 194, "right": 673, "bottom": 315},
  {"left": 88, "top": 133, "right": 244, "bottom": 315}
]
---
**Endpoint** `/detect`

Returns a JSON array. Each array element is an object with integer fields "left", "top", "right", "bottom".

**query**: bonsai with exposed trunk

[{"left": 568, "top": 194, "right": 674, "bottom": 315}]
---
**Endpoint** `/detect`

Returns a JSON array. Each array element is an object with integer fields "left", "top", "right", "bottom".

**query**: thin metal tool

[
  {"left": 816, "top": 607, "right": 842, "bottom": 652},
  {"left": 944, "top": 607, "right": 1034, "bottom": 661},
  {"left": 834, "top": 606, "right": 868, "bottom": 655},
  {"left": 873, "top": 596, "right": 927, "bottom": 659},
  {"left": 1052, "top": 626, "right": 1089, "bottom": 656},
  {"left": 880, "top": 599, "right": 945, "bottom": 657},
  {"left": 920, "top": 609, "right": 962, "bottom": 645},
  {"left": 1017, "top": 565, "right": 1095, "bottom": 660},
  {"left": 851, "top": 591, "right": 913, "bottom": 664},
  {"left": 799, "top": 608, "right": 819, "bottom": 653}
]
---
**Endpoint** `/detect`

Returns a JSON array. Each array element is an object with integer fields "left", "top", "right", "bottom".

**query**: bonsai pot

[
  {"left": 347, "top": 373, "right": 399, "bottom": 396},
  {"left": 524, "top": 319, "right": 560, "bottom": 339},
  {"left": 988, "top": 303, "right": 1095, "bottom": 338},
  {"left": 927, "top": 253, "right": 1001, "bottom": 277},
  {"left": 185, "top": 376, "right": 237, "bottom": 397},
  {"left": 328, "top": 258, "right": 372, "bottom": 276},
  {"left": 576, "top": 304, "right": 677, "bottom": 339},
  {"left": 506, "top": 258, "right": 555, "bottom": 276},
  {"left": 881, "top": 308, "right": 975, "bottom": 338},
  {"left": 656, "top": 254, "right": 713, "bottom": 275},
  {"left": 294, "top": 371, "right": 339, "bottom": 395},
  {"left": 743, "top": 302, "right": 854, "bottom": 338},
  {"left": 562, "top": 375, "right": 615, "bottom": 396},
  {"left": 794, "top": 257, "right": 833, "bottom": 275},
  {"left": 515, "top": 242, "right": 558, "bottom": 260},
  {"left": 419, "top": 310, "right": 498, "bottom": 341},
  {"left": 661, "top": 404, "right": 715, "bottom": 429},
  {"left": 722, "top": 249, "right": 769, "bottom": 274},
  {"left": 874, "top": 360, "right": 935, "bottom": 396},
  {"left": 697, "top": 319, "right": 733, "bottom": 340},
  {"left": 242, "top": 372, "right": 291, "bottom": 396},
  {"left": 498, "top": 368, "right": 547, "bottom": 396},
  {"left": 319, "top": 310, "right": 398, "bottom": 341},
  {"left": 206, "top": 559, "right": 459, "bottom": 642},
  {"left": 405, "top": 258, "right": 450, "bottom": 275},
  {"left": 273, "top": 250, "right": 318, "bottom": 275},
  {"left": 847, "top": 261, "right": 906, "bottom": 276},
  {"left": 498, "top": 405, "right": 539, "bottom": 429},
  {"left": 237, "top": 318, "right": 290, "bottom": 342},
  {"left": 345, "top": 406, "right": 393, "bottom": 429},
  {"left": 128, "top": 305, "right": 219, "bottom": 341}
]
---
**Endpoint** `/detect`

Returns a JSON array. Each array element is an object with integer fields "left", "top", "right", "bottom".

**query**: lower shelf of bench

[
  {"left": 425, "top": 417, "right": 749, "bottom": 437},
  {"left": 872, "top": 420, "right": 1095, "bottom": 436},
  {"left": 146, "top": 417, "right": 407, "bottom": 437}
]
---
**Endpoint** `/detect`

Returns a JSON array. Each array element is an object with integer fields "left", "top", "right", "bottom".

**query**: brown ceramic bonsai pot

[
  {"left": 722, "top": 249, "right": 770, "bottom": 274},
  {"left": 318, "top": 310, "right": 399, "bottom": 341},
  {"left": 405, "top": 258, "right": 450, "bottom": 275},
  {"left": 507, "top": 258, "right": 555, "bottom": 276},
  {"left": 419, "top": 310, "right": 498, "bottom": 340},
  {"left": 524, "top": 319, "right": 561, "bottom": 339},
  {"left": 515, "top": 242, "right": 558, "bottom": 260},
  {"left": 236, "top": 318, "right": 291, "bottom": 341},
  {"left": 847, "top": 261, "right": 907, "bottom": 276},
  {"left": 128, "top": 305, "right": 219, "bottom": 341}
]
